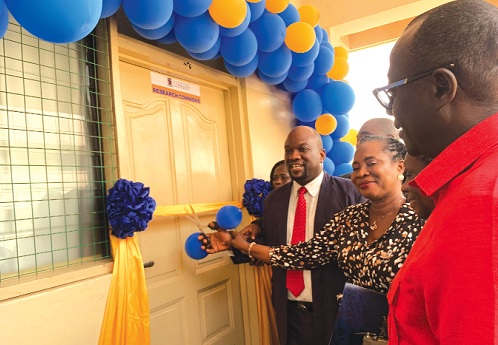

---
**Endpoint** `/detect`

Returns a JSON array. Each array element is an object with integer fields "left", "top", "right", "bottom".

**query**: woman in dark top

[
  {"left": 228, "top": 136, "right": 424, "bottom": 294},
  {"left": 269, "top": 160, "right": 291, "bottom": 190}
]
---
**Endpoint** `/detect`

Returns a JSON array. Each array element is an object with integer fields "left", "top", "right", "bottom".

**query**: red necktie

[{"left": 286, "top": 186, "right": 307, "bottom": 297}]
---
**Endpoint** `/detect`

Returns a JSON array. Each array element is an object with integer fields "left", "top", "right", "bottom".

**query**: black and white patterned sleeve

[{"left": 269, "top": 214, "right": 343, "bottom": 270}]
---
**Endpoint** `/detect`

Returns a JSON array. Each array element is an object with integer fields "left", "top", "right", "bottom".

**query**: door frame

[{"left": 106, "top": 17, "right": 260, "bottom": 345}]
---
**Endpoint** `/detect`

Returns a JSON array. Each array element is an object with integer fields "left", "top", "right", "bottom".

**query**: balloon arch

[{"left": 0, "top": 0, "right": 358, "bottom": 175}]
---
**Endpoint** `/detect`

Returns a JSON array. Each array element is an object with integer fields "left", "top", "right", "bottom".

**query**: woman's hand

[
  {"left": 231, "top": 231, "right": 251, "bottom": 253},
  {"left": 239, "top": 223, "right": 261, "bottom": 240}
]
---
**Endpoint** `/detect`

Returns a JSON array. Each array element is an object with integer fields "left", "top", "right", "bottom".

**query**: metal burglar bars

[{"left": 0, "top": 19, "right": 116, "bottom": 285}]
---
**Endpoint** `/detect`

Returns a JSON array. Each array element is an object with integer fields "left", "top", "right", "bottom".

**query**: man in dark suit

[
  {"left": 242, "top": 126, "right": 365, "bottom": 345},
  {"left": 203, "top": 126, "right": 364, "bottom": 344}
]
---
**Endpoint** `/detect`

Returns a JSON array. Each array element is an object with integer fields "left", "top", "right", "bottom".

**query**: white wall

[
  {"left": 0, "top": 275, "right": 111, "bottom": 345},
  {"left": 243, "top": 75, "right": 295, "bottom": 180}
]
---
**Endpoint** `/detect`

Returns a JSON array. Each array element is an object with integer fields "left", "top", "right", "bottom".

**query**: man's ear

[
  {"left": 432, "top": 68, "right": 458, "bottom": 110},
  {"left": 319, "top": 148, "right": 326, "bottom": 163}
]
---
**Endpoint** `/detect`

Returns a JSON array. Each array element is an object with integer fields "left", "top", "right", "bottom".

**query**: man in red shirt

[{"left": 371, "top": 0, "right": 498, "bottom": 343}]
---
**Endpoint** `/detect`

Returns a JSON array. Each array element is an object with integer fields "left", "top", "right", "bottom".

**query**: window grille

[{"left": 0, "top": 18, "right": 116, "bottom": 284}]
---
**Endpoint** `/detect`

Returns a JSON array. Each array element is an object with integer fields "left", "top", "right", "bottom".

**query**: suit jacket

[{"left": 257, "top": 173, "right": 365, "bottom": 345}]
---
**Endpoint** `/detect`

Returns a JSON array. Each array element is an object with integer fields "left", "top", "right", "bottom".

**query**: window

[{"left": 0, "top": 19, "right": 115, "bottom": 285}]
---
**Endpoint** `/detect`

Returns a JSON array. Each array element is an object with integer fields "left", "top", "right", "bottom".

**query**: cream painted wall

[
  {"left": 0, "top": 274, "right": 111, "bottom": 345},
  {"left": 242, "top": 75, "right": 295, "bottom": 181}
]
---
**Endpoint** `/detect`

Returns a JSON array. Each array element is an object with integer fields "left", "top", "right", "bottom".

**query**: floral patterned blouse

[{"left": 270, "top": 202, "right": 424, "bottom": 294}]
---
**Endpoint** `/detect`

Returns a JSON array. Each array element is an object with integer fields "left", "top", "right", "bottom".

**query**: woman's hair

[
  {"left": 270, "top": 160, "right": 285, "bottom": 184},
  {"left": 358, "top": 135, "right": 407, "bottom": 162}
]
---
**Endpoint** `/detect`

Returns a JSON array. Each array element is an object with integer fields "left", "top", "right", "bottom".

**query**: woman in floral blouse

[{"left": 229, "top": 135, "right": 424, "bottom": 294}]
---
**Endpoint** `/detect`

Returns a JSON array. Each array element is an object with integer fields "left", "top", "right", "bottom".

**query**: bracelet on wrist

[{"left": 247, "top": 242, "right": 256, "bottom": 258}]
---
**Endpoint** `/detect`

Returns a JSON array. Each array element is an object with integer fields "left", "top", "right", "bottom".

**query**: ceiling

[{"left": 294, "top": 0, "right": 498, "bottom": 51}]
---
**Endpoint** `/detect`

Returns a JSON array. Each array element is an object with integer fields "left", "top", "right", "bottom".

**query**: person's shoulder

[{"left": 323, "top": 172, "right": 356, "bottom": 188}]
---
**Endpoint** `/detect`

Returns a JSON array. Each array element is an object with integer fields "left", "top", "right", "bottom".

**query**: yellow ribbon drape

[
  {"left": 255, "top": 265, "right": 280, "bottom": 345},
  {"left": 99, "top": 234, "right": 150, "bottom": 345},
  {"left": 251, "top": 216, "right": 280, "bottom": 345},
  {"left": 154, "top": 201, "right": 243, "bottom": 218}
]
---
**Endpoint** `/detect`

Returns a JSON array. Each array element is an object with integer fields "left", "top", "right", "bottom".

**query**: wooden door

[{"left": 119, "top": 59, "right": 244, "bottom": 345}]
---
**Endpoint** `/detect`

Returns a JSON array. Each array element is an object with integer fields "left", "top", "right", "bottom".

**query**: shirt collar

[
  {"left": 291, "top": 170, "right": 324, "bottom": 198},
  {"left": 411, "top": 112, "right": 498, "bottom": 197}
]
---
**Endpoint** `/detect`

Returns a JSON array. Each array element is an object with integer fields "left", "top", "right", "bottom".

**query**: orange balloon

[
  {"left": 266, "top": 0, "right": 289, "bottom": 14},
  {"left": 246, "top": 0, "right": 261, "bottom": 2},
  {"left": 298, "top": 5, "right": 320, "bottom": 27},
  {"left": 327, "top": 56, "right": 349, "bottom": 80},
  {"left": 315, "top": 114, "right": 337, "bottom": 135},
  {"left": 285, "top": 22, "right": 316, "bottom": 53},
  {"left": 340, "top": 128, "right": 359, "bottom": 146},
  {"left": 334, "top": 46, "right": 349, "bottom": 60},
  {"left": 209, "top": 0, "right": 247, "bottom": 28}
]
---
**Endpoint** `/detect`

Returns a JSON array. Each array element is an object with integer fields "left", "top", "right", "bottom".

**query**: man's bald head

[{"left": 357, "top": 118, "right": 400, "bottom": 146}]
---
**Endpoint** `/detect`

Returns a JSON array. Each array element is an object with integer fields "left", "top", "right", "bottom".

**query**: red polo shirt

[{"left": 387, "top": 112, "right": 498, "bottom": 345}]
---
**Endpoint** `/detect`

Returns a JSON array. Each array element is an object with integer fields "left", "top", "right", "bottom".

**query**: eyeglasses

[{"left": 372, "top": 63, "right": 455, "bottom": 110}]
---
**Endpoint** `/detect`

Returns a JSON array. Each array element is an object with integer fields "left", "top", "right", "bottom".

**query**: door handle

[{"left": 143, "top": 261, "right": 155, "bottom": 268}]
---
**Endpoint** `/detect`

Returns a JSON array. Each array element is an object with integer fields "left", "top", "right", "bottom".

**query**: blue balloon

[
  {"left": 306, "top": 73, "right": 329, "bottom": 93},
  {"left": 321, "top": 134, "right": 333, "bottom": 153},
  {"left": 282, "top": 77, "right": 307, "bottom": 93},
  {"left": 5, "top": 0, "right": 102, "bottom": 43},
  {"left": 292, "top": 89, "right": 322, "bottom": 122},
  {"left": 296, "top": 120, "right": 315, "bottom": 128},
  {"left": 323, "top": 157, "right": 335, "bottom": 175},
  {"left": 248, "top": 0, "right": 266, "bottom": 23},
  {"left": 157, "top": 28, "right": 177, "bottom": 44},
  {"left": 288, "top": 63, "right": 314, "bottom": 82},
  {"left": 173, "top": 0, "right": 212, "bottom": 18},
  {"left": 175, "top": 12, "right": 219, "bottom": 53},
  {"left": 291, "top": 39, "right": 320, "bottom": 67},
  {"left": 331, "top": 115, "right": 351, "bottom": 139},
  {"left": 224, "top": 54, "right": 258, "bottom": 78},
  {"left": 185, "top": 232, "right": 208, "bottom": 260},
  {"left": 258, "top": 70, "right": 288, "bottom": 85},
  {"left": 276, "top": 82, "right": 287, "bottom": 92},
  {"left": 314, "top": 46, "right": 334, "bottom": 75},
  {"left": 329, "top": 141, "right": 355, "bottom": 165},
  {"left": 258, "top": 44, "right": 292, "bottom": 77},
  {"left": 101, "top": 0, "right": 121, "bottom": 18},
  {"left": 220, "top": 3, "right": 251, "bottom": 37},
  {"left": 220, "top": 28, "right": 258, "bottom": 66},
  {"left": 216, "top": 205, "right": 242, "bottom": 229},
  {"left": 250, "top": 13, "right": 286, "bottom": 52},
  {"left": 188, "top": 36, "right": 221, "bottom": 61},
  {"left": 322, "top": 27, "right": 329, "bottom": 42},
  {"left": 132, "top": 14, "right": 175, "bottom": 40},
  {"left": 278, "top": 3, "right": 299, "bottom": 27},
  {"left": 321, "top": 81, "right": 356, "bottom": 115},
  {"left": 123, "top": 0, "right": 173, "bottom": 30},
  {"left": 0, "top": 1, "right": 8, "bottom": 39},
  {"left": 321, "top": 41, "right": 333, "bottom": 52},
  {"left": 333, "top": 163, "right": 353, "bottom": 176},
  {"left": 314, "top": 25, "right": 323, "bottom": 44}
]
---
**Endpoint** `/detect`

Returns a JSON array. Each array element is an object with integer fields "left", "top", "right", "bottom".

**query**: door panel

[{"left": 119, "top": 60, "right": 244, "bottom": 345}]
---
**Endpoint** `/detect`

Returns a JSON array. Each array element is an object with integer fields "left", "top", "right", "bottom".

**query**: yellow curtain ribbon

[
  {"left": 251, "top": 216, "right": 280, "bottom": 345},
  {"left": 99, "top": 234, "right": 150, "bottom": 345},
  {"left": 153, "top": 201, "right": 243, "bottom": 218}
]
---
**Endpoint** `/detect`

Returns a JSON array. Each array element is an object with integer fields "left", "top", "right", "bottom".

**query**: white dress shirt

[{"left": 286, "top": 171, "right": 324, "bottom": 302}]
